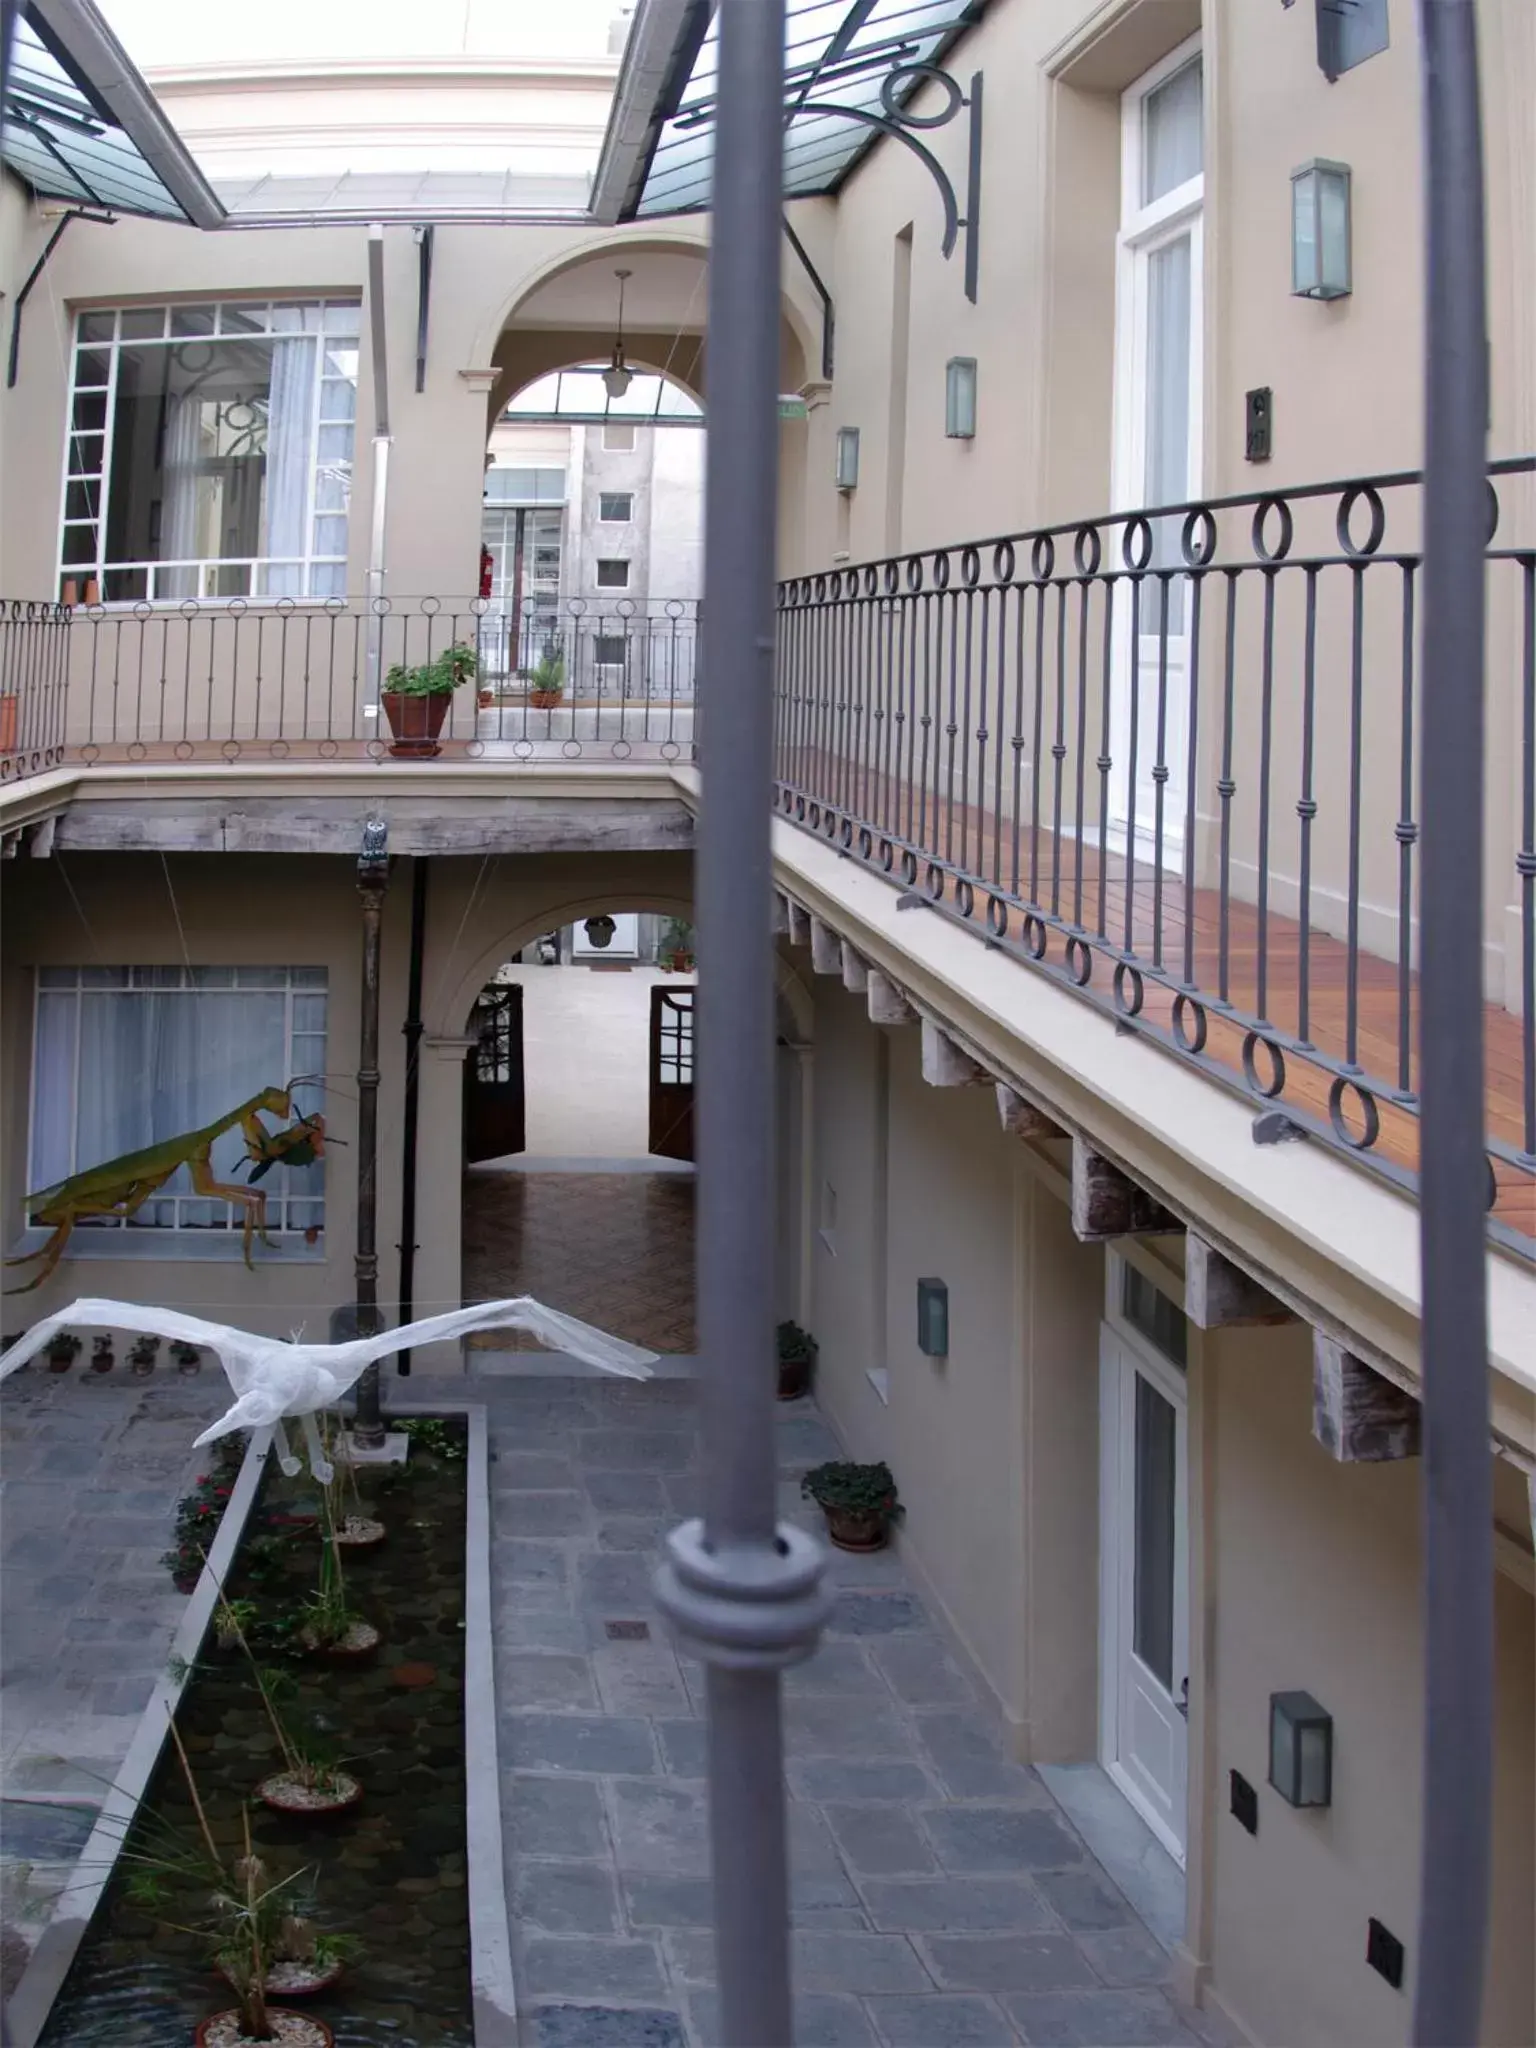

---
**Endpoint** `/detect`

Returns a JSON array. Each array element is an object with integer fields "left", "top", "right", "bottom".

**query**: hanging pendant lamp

[{"left": 603, "top": 268, "right": 634, "bottom": 400}]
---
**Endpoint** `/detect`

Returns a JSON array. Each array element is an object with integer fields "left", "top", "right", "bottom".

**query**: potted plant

[
  {"left": 90, "top": 1333, "right": 116, "bottom": 1375},
  {"left": 526, "top": 638, "right": 566, "bottom": 710},
  {"left": 381, "top": 640, "right": 476, "bottom": 758},
  {"left": 202, "top": 1585, "right": 365, "bottom": 1817},
  {"left": 129, "top": 1334, "right": 160, "bottom": 1377},
  {"left": 801, "top": 1460, "right": 904, "bottom": 1553},
  {"left": 776, "top": 1321, "right": 817, "bottom": 1402},
  {"left": 172, "top": 1339, "right": 202, "bottom": 1376},
  {"left": 296, "top": 1497, "right": 379, "bottom": 1661},
  {"left": 47, "top": 1330, "right": 82, "bottom": 1373},
  {"left": 657, "top": 917, "right": 696, "bottom": 973}
]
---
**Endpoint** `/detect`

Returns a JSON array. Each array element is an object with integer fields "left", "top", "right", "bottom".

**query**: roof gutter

[
  {"left": 589, "top": 0, "right": 712, "bottom": 226},
  {"left": 25, "top": 0, "right": 226, "bottom": 228}
]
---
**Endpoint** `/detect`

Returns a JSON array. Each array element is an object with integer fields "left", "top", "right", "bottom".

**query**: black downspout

[{"left": 395, "top": 856, "right": 429, "bottom": 1374}]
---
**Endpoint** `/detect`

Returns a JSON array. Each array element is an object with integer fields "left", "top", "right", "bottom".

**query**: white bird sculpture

[{"left": 0, "top": 1297, "right": 655, "bottom": 1480}]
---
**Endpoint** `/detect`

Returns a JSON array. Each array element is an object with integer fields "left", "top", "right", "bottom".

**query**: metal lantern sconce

[
  {"left": 1269, "top": 1690, "right": 1333, "bottom": 1807},
  {"left": 945, "top": 357, "right": 977, "bottom": 439},
  {"left": 583, "top": 914, "right": 617, "bottom": 950},
  {"left": 1290, "top": 160, "right": 1352, "bottom": 300},
  {"left": 917, "top": 1278, "right": 949, "bottom": 1358},
  {"left": 603, "top": 268, "right": 634, "bottom": 399},
  {"left": 835, "top": 426, "right": 861, "bottom": 491}
]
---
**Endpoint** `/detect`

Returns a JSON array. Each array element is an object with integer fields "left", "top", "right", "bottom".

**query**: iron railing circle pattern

[{"left": 880, "top": 62, "right": 963, "bottom": 128}]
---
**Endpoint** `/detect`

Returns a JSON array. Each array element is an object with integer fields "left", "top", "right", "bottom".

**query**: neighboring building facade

[{"left": 1, "top": 2, "right": 1533, "bottom": 2046}]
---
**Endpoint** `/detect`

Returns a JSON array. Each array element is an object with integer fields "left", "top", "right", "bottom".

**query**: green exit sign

[{"left": 777, "top": 394, "right": 808, "bottom": 421}]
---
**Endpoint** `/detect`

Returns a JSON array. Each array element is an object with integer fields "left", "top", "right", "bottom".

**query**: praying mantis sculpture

[{"left": 4, "top": 1086, "right": 327, "bottom": 1294}]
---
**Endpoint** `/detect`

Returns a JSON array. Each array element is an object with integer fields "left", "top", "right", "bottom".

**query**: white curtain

[
  {"left": 264, "top": 336, "right": 317, "bottom": 597},
  {"left": 159, "top": 391, "right": 206, "bottom": 603}
]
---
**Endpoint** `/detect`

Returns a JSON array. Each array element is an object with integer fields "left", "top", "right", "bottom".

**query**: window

[
  {"left": 484, "top": 466, "right": 565, "bottom": 505},
  {"left": 596, "top": 559, "right": 630, "bottom": 589},
  {"left": 62, "top": 301, "right": 361, "bottom": 604},
  {"left": 598, "top": 491, "right": 634, "bottom": 523},
  {"left": 602, "top": 423, "right": 637, "bottom": 452},
  {"left": 593, "top": 634, "right": 628, "bottom": 666},
  {"left": 28, "top": 965, "right": 327, "bottom": 1240},
  {"left": 1121, "top": 1260, "right": 1188, "bottom": 1369}
]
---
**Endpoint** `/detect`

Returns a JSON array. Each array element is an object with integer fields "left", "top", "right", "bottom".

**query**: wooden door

[
  {"left": 463, "top": 982, "right": 525, "bottom": 1164},
  {"left": 648, "top": 985, "right": 695, "bottom": 1161}
]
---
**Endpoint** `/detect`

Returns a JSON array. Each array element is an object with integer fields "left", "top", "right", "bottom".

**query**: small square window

[
  {"left": 596, "top": 560, "right": 630, "bottom": 590},
  {"left": 603, "top": 423, "right": 637, "bottom": 452},
  {"left": 1121, "top": 1261, "right": 1188, "bottom": 1368},
  {"left": 593, "top": 635, "right": 628, "bottom": 666},
  {"left": 599, "top": 492, "right": 634, "bottom": 523}
]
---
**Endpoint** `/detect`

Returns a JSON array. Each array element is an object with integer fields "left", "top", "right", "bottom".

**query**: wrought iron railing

[
  {"left": 774, "top": 459, "right": 1536, "bottom": 1251},
  {"left": 0, "top": 595, "right": 699, "bottom": 772},
  {"left": 0, "top": 599, "right": 71, "bottom": 782}
]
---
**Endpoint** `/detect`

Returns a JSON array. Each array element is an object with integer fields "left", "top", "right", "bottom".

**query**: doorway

[
  {"left": 1099, "top": 1255, "right": 1190, "bottom": 1866},
  {"left": 1110, "top": 38, "right": 1203, "bottom": 861}
]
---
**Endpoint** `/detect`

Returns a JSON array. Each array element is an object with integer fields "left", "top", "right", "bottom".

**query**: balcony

[{"left": 773, "top": 461, "right": 1536, "bottom": 1254}]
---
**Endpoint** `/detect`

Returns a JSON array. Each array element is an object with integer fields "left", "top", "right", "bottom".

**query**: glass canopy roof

[
  {"left": 504, "top": 364, "right": 703, "bottom": 424},
  {"left": 2, "top": 4, "right": 221, "bottom": 223},
  {"left": 629, "top": 0, "right": 987, "bottom": 219}
]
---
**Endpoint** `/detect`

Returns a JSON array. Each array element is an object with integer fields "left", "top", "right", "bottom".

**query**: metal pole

[
  {"left": 363, "top": 226, "right": 392, "bottom": 727},
  {"left": 1412, "top": 5, "right": 1492, "bottom": 2042},
  {"left": 351, "top": 815, "right": 390, "bottom": 1447},
  {"left": 395, "top": 855, "right": 429, "bottom": 1376},
  {"left": 653, "top": 3, "right": 829, "bottom": 2043}
]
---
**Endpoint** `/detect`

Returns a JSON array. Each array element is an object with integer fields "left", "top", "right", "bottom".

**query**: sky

[{"left": 101, "top": 0, "right": 635, "bottom": 69}]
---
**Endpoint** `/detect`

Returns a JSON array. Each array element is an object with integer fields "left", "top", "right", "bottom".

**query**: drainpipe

[
  {"left": 652, "top": 5, "right": 830, "bottom": 2045},
  {"left": 395, "top": 856, "right": 429, "bottom": 1376},
  {"left": 1411, "top": 4, "right": 1492, "bottom": 2042},
  {"left": 350, "top": 816, "right": 391, "bottom": 1446},
  {"left": 363, "top": 225, "right": 392, "bottom": 724}
]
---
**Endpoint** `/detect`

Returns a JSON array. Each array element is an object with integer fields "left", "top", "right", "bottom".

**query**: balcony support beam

[
  {"left": 995, "top": 1083, "right": 1063, "bottom": 1142},
  {"left": 1184, "top": 1236, "right": 1295, "bottom": 1330},
  {"left": 921, "top": 1017, "right": 988, "bottom": 1088},
  {"left": 1070, "top": 1140, "right": 1182, "bottom": 1242},
  {"left": 840, "top": 943, "right": 869, "bottom": 994},
  {"left": 809, "top": 915, "right": 842, "bottom": 976},
  {"left": 1312, "top": 1333, "right": 1422, "bottom": 1463},
  {"left": 867, "top": 969, "right": 915, "bottom": 1028},
  {"left": 787, "top": 900, "right": 812, "bottom": 948}
]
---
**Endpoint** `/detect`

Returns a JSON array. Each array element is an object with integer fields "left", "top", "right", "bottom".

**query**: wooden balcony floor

[{"left": 780, "top": 756, "right": 1535, "bottom": 1247}]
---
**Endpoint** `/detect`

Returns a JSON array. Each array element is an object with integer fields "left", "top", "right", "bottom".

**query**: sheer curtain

[
  {"left": 159, "top": 391, "right": 205, "bottom": 603},
  {"left": 264, "top": 335, "right": 317, "bottom": 597}
]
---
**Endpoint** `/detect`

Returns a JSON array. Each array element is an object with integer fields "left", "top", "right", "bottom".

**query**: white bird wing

[
  {"left": 341, "top": 1298, "right": 656, "bottom": 1380},
  {"left": 0, "top": 1297, "right": 255, "bottom": 1384}
]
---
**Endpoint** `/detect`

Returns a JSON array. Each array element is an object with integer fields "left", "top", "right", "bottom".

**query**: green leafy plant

[
  {"left": 385, "top": 640, "right": 477, "bottom": 698},
  {"left": 801, "top": 1459, "right": 903, "bottom": 1522},
  {"left": 526, "top": 636, "right": 566, "bottom": 697},
  {"left": 395, "top": 1416, "right": 467, "bottom": 1463},
  {"left": 214, "top": 1598, "right": 260, "bottom": 1650},
  {"left": 777, "top": 1322, "right": 818, "bottom": 1369},
  {"left": 128, "top": 1335, "right": 159, "bottom": 1375},
  {"left": 162, "top": 1436, "right": 246, "bottom": 1591},
  {"left": 46, "top": 1330, "right": 82, "bottom": 1366}
]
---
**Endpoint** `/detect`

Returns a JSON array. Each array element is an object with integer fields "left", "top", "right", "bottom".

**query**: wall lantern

[
  {"left": 945, "top": 357, "right": 977, "bottom": 439},
  {"left": 835, "top": 426, "right": 861, "bottom": 491},
  {"left": 1269, "top": 1690, "right": 1333, "bottom": 1807},
  {"left": 583, "top": 915, "right": 617, "bottom": 950},
  {"left": 1290, "top": 160, "right": 1352, "bottom": 300},
  {"left": 917, "top": 1278, "right": 949, "bottom": 1358}
]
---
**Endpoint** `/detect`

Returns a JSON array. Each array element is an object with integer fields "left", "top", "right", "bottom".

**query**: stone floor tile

[
  {"left": 585, "top": 1471, "right": 671, "bottom": 1513},
  {"left": 608, "top": 1779, "right": 710, "bottom": 1876},
  {"left": 579, "top": 1550, "right": 665, "bottom": 1615},
  {"left": 495, "top": 1611, "right": 592, "bottom": 1656},
  {"left": 914, "top": 1716, "right": 1049, "bottom": 1800},
  {"left": 684, "top": 1988, "right": 880, "bottom": 2048},
  {"left": 1034, "top": 1864, "right": 1139, "bottom": 1932},
  {"left": 655, "top": 1719, "right": 708, "bottom": 1778},
  {"left": 624, "top": 1873, "right": 715, "bottom": 1928},
  {"left": 1077, "top": 1923, "right": 1173, "bottom": 1987},
  {"left": 499, "top": 1653, "right": 602, "bottom": 1712},
  {"left": 783, "top": 1642, "right": 889, "bottom": 1696},
  {"left": 1002, "top": 1989, "right": 1198, "bottom": 2045},
  {"left": 790, "top": 1760, "right": 939, "bottom": 1804},
  {"left": 532, "top": 2007, "right": 686, "bottom": 2048},
  {"left": 515, "top": 1859, "right": 623, "bottom": 1935},
  {"left": 925, "top": 1806, "right": 1087, "bottom": 1874},
  {"left": 593, "top": 1645, "right": 692, "bottom": 1719},
  {"left": 493, "top": 1452, "right": 578, "bottom": 1491},
  {"left": 505, "top": 1773, "right": 610, "bottom": 1859},
  {"left": 521, "top": 1935, "right": 669, "bottom": 2002},
  {"left": 866, "top": 1994, "right": 1021, "bottom": 2047},
  {"left": 869, "top": 1638, "right": 977, "bottom": 1706},
  {"left": 498, "top": 1491, "right": 592, "bottom": 1538},
  {"left": 786, "top": 1694, "right": 918, "bottom": 1758},
  {"left": 595, "top": 1515, "right": 673, "bottom": 1553},
  {"left": 824, "top": 1802, "right": 937, "bottom": 1875},
  {"left": 792, "top": 1930, "right": 932, "bottom": 1994},
  {"left": 506, "top": 1712, "right": 658, "bottom": 1776},
  {"left": 579, "top": 1429, "right": 696, "bottom": 1474},
  {"left": 920, "top": 1935, "right": 1098, "bottom": 1994},
  {"left": 861, "top": 1877, "right": 1055, "bottom": 1933},
  {"left": 824, "top": 1593, "right": 928, "bottom": 1636}
]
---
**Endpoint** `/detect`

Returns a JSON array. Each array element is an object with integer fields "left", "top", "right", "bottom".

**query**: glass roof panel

[
  {"left": 634, "top": 0, "right": 985, "bottom": 218},
  {"left": 504, "top": 363, "right": 703, "bottom": 424},
  {"left": 2, "top": 12, "right": 190, "bottom": 219}
]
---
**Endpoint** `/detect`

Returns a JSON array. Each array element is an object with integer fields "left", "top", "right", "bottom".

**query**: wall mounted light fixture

[
  {"left": 1269, "top": 1689, "right": 1333, "bottom": 1806},
  {"left": 602, "top": 268, "right": 634, "bottom": 398},
  {"left": 945, "top": 356, "right": 977, "bottom": 438},
  {"left": 917, "top": 1278, "right": 949, "bottom": 1358},
  {"left": 835, "top": 426, "right": 861, "bottom": 491},
  {"left": 1290, "top": 160, "right": 1352, "bottom": 300}
]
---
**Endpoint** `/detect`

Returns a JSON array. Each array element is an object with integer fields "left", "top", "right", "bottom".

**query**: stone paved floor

[
  {"left": 487, "top": 1377, "right": 1213, "bottom": 2048},
  {"left": 0, "top": 1360, "right": 227, "bottom": 1990}
]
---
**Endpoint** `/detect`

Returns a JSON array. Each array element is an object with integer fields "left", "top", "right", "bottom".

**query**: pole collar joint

[{"left": 653, "top": 1519, "right": 830, "bottom": 1671}]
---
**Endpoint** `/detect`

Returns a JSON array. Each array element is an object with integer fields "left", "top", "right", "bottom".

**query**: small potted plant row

[
  {"left": 802, "top": 1460, "right": 904, "bottom": 1553},
  {"left": 776, "top": 1321, "right": 817, "bottom": 1402}
]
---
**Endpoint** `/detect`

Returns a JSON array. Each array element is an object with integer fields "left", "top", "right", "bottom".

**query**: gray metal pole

[
  {"left": 350, "top": 816, "right": 390, "bottom": 1447},
  {"left": 652, "top": 3, "right": 829, "bottom": 2043},
  {"left": 1412, "top": 5, "right": 1493, "bottom": 2042}
]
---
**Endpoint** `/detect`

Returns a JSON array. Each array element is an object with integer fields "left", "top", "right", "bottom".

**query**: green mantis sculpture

[{"left": 5, "top": 1086, "right": 327, "bottom": 1293}]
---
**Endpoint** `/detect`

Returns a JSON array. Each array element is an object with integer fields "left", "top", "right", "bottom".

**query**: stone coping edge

[{"left": 2, "top": 1424, "right": 275, "bottom": 2048}]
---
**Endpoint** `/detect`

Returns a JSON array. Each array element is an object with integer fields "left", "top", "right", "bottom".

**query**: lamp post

[
  {"left": 350, "top": 816, "right": 390, "bottom": 1449},
  {"left": 652, "top": 3, "right": 830, "bottom": 2044}
]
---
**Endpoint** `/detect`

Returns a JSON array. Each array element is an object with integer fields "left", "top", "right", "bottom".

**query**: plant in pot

[
  {"left": 297, "top": 1498, "right": 379, "bottom": 1661},
  {"left": 46, "top": 1330, "right": 82, "bottom": 1373},
  {"left": 315, "top": 1414, "right": 385, "bottom": 1549},
  {"left": 776, "top": 1321, "right": 817, "bottom": 1402},
  {"left": 172, "top": 1338, "right": 202, "bottom": 1376},
  {"left": 657, "top": 917, "right": 696, "bottom": 974},
  {"left": 526, "top": 638, "right": 566, "bottom": 710},
  {"left": 202, "top": 1581, "right": 364, "bottom": 1816},
  {"left": 381, "top": 640, "right": 476, "bottom": 759},
  {"left": 801, "top": 1460, "right": 904, "bottom": 1553},
  {"left": 129, "top": 1334, "right": 160, "bottom": 1377},
  {"left": 90, "top": 1333, "right": 116, "bottom": 1375}
]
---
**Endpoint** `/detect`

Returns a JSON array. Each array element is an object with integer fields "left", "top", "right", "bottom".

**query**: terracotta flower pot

[
  {"left": 299, "top": 1619, "right": 380, "bottom": 1663},
  {"left": 527, "top": 689, "right": 564, "bottom": 710},
  {"left": 777, "top": 1356, "right": 812, "bottom": 1402},
  {"left": 822, "top": 1503, "right": 893, "bottom": 1553},
  {"left": 47, "top": 1349, "right": 77, "bottom": 1374},
  {"left": 255, "top": 1768, "right": 363, "bottom": 1818},
  {"left": 225, "top": 1957, "right": 346, "bottom": 1999},
  {"left": 195, "top": 2009, "right": 334, "bottom": 2048},
  {"left": 381, "top": 690, "right": 451, "bottom": 759}
]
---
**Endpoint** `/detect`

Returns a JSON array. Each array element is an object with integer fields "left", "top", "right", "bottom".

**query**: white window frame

[
  {"left": 21, "top": 965, "right": 328, "bottom": 1261},
  {"left": 597, "top": 491, "right": 635, "bottom": 524},
  {"left": 58, "top": 301, "right": 362, "bottom": 608}
]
